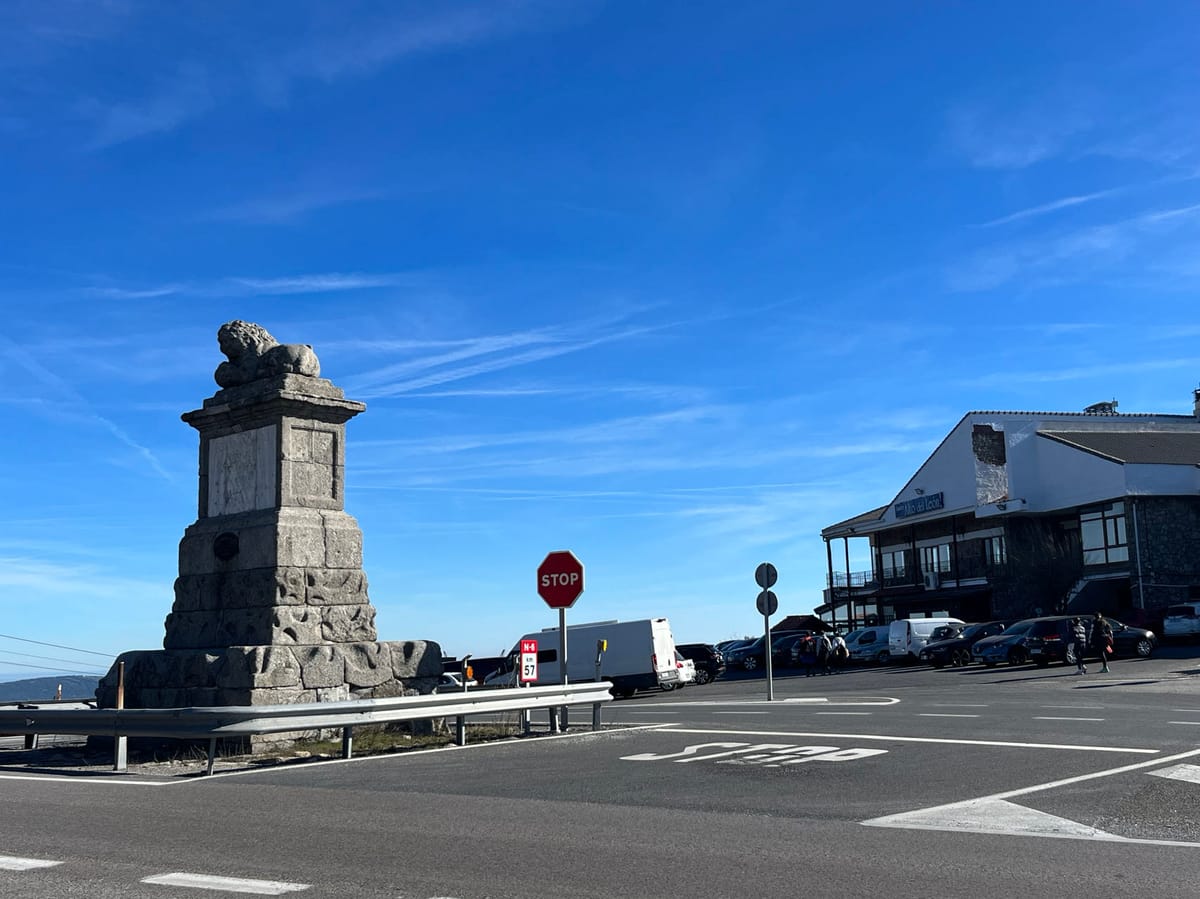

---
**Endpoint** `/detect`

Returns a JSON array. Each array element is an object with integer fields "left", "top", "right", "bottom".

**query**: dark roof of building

[
  {"left": 821, "top": 505, "right": 887, "bottom": 538},
  {"left": 1039, "top": 430, "right": 1200, "bottom": 465}
]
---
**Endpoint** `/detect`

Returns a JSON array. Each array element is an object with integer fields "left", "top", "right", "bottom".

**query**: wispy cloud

[
  {"left": 347, "top": 320, "right": 666, "bottom": 398},
  {"left": 946, "top": 99, "right": 1093, "bottom": 170},
  {"left": 83, "top": 272, "right": 413, "bottom": 299},
  {"left": 225, "top": 273, "right": 413, "bottom": 295},
  {"left": 961, "top": 356, "right": 1200, "bottom": 389},
  {"left": 947, "top": 202, "right": 1200, "bottom": 292},
  {"left": 82, "top": 63, "right": 213, "bottom": 149},
  {"left": 975, "top": 188, "right": 1122, "bottom": 228},
  {"left": 204, "top": 186, "right": 386, "bottom": 225},
  {"left": 0, "top": 336, "right": 173, "bottom": 481}
]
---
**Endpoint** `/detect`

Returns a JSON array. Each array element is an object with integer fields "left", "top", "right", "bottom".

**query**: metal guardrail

[{"left": 0, "top": 682, "right": 613, "bottom": 775}]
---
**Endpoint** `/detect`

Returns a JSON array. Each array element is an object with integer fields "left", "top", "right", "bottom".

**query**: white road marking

[
  {"left": 863, "top": 746, "right": 1200, "bottom": 847},
  {"left": 1149, "top": 764, "right": 1200, "bottom": 784},
  {"left": 0, "top": 855, "right": 62, "bottom": 871},
  {"left": 1041, "top": 704, "right": 1103, "bottom": 710},
  {"left": 816, "top": 711, "right": 871, "bottom": 716},
  {"left": 1169, "top": 721, "right": 1200, "bottom": 726},
  {"left": 662, "top": 727, "right": 1158, "bottom": 754},
  {"left": 919, "top": 713, "right": 980, "bottom": 718},
  {"left": 1171, "top": 709, "right": 1200, "bottom": 713},
  {"left": 930, "top": 703, "right": 988, "bottom": 708},
  {"left": 1034, "top": 716, "right": 1104, "bottom": 722},
  {"left": 142, "top": 873, "right": 309, "bottom": 893},
  {"left": 713, "top": 711, "right": 768, "bottom": 716},
  {"left": 630, "top": 696, "right": 899, "bottom": 708}
]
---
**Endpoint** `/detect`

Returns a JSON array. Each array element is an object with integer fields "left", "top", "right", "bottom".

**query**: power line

[
  {"left": 1, "top": 648, "right": 111, "bottom": 667},
  {"left": 0, "top": 634, "right": 114, "bottom": 658},
  {"left": 0, "top": 659, "right": 106, "bottom": 675}
]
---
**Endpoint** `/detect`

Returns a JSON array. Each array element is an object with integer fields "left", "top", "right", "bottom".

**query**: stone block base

[{"left": 95, "top": 640, "right": 443, "bottom": 746}]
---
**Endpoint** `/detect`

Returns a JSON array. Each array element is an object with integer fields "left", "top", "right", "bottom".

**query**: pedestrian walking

[
  {"left": 1091, "top": 612, "right": 1113, "bottom": 673},
  {"left": 815, "top": 633, "right": 832, "bottom": 675},
  {"left": 1070, "top": 617, "right": 1088, "bottom": 674},
  {"left": 830, "top": 633, "right": 848, "bottom": 673},
  {"left": 800, "top": 636, "right": 818, "bottom": 677}
]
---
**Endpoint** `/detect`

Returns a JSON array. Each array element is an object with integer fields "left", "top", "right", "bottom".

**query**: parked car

[
  {"left": 716, "top": 638, "right": 752, "bottom": 654},
  {"left": 676, "top": 643, "right": 726, "bottom": 685},
  {"left": 435, "top": 672, "right": 477, "bottom": 692},
  {"left": 728, "top": 632, "right": 808, "bottom": 671},
  {"left": 661, "top": 651, "right": 697, "bottom": 690},
  {"left": 1027, "top": 615, "right": 1157, "bottom": 667},
  {"left": 1163, "top": 603, "right": 1200, "bottom": 642},
  {"left": 771, "top": 632, "right": 812, "bottom": 668},
  {"left": 971, "top": 619, "right": 1037, "bottom": 667},
  {"left": 845, "top": 627, "right": 891, "bottom": 664},
  {"left": 919, "top": 620, "right": 1012, "bottom": 668}
]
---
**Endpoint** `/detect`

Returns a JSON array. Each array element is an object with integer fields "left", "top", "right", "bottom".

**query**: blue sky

[{"left": 2, "top": 1, "right": 1199, "bottom": 680}]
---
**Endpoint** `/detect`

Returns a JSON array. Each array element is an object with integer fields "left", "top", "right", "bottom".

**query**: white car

[
  {"left": 435, "top": 672, "right": 477, "bottom": 692},
  {"left": 662, "top": 652, "right": 696, "bottom": 690}
]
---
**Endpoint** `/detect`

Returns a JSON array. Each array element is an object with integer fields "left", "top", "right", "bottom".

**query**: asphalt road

[{"left": 4, "top": 647, "right": 1200, "bottom": 898}]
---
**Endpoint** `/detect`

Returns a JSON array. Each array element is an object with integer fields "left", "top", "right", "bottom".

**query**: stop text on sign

[{"left": 540, "top": 572, "right": 581, "bottom": 587}]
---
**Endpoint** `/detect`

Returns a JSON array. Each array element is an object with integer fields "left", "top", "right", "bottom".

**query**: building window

[
  {"left": 921, "top": 543, "right": 951, "bottom": 574},
  {"left": 984, "top": 535, "right": 1006, "bottom": 567},
  {"left": 881, "top": 550, "right": 906, "bottom": 580},
  {"left": 1081, "top": 502, "right": 1129, "bottom": 566}
]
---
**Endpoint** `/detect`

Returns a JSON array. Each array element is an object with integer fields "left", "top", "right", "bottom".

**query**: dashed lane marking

[
  {"left": 142, "top": 873, "right": 310, "bottom": 893},
  {"left": 919, "top": 714, "right": 980, "bottom": 718},
  {"left": 1034, "top": 716, "right": 1104, "bottom": 722},
  {"left": 0, "top": 855, "right": 62, "bottom": 871}
]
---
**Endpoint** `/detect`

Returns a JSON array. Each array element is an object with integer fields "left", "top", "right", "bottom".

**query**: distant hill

[{"left": 0, "top": 676, "right": 100, "bottom": 704}]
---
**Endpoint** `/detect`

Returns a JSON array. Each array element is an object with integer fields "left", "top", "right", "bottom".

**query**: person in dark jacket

[
  {"left": 1070, "top": 618, "right": 1088, "bottom": 675},
  {"left": 1091, "top": 612, "right": 1113, "bottom": 673}
]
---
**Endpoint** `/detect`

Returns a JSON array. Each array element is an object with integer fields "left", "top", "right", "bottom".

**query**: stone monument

[{"left": 96, "top": 321, "right": 440, "bottom": 744}]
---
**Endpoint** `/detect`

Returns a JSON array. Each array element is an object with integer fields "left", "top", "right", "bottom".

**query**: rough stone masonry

[{"left": 96, "top": 321, "right": 441, "bottom": 740}]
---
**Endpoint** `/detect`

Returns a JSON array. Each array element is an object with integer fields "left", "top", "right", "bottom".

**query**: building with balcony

[{"left": 818, "top": 390, "right": 1200, "bottom": 633}]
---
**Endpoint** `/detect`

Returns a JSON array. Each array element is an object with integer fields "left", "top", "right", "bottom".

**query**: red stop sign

[{"left": 537, "top": 550, "right": 585, "bottom": 609}]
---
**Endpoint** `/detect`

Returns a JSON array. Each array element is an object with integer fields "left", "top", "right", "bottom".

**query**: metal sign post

[
  {"left": 755, "top": 562, "right": 779, "bottom": 702},
  {"left": 537, "top": 551, "right": 585, "bottom": 734}
]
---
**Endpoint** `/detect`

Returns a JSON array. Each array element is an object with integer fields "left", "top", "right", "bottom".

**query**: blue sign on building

[{"left": 894, "top": 492, "right": 944, "bottom": 519}]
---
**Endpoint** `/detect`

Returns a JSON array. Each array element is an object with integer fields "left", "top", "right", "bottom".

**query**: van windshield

[{"left": 1166, "top": 606, "right": 1198, "bottom": 618}]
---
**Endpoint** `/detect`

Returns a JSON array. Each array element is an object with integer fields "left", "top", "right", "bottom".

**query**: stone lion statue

[{"left": 214, "top": 320, "right": 321, "bottom": 388}]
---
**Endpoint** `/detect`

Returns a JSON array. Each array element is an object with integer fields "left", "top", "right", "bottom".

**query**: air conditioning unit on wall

[{"left": 923, "top": 572, "right": 939, "bottom": 590}]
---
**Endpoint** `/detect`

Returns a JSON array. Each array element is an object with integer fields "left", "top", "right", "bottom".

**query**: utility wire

[
  {"left": 1, "top": 648, "right": 111, "bottom": 667},
  {"left": 0, "top": 659, "right": 106, "bottom": 675},
  {"left": 0, "top": 633, "right": 114, "bottom": 658}
]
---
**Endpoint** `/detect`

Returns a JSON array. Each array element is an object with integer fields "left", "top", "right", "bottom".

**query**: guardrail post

[
  {"left": 205, "top": 738, "right": 217, "bottom": 776},
  {"left": 24, "top": 734, "right": 38, "bottom": 750},
  {"left": 342, "top": 726, "right": 354, "bottom": 759},
  {"left": 113, "top": 661, "right": 127, "bottom": 773},
  {"left": 592, "top": 701, "right": 601, "bottom": 730},
  {"left": 455, "top": 715, "right": 466, "bottom": 746}
]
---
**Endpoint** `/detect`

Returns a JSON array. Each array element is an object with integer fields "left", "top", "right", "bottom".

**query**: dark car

[
  {"left": 971, "top": 619, "right": 1036, "bottom": 667},
  {"left": 1027, "top": 615, "right": 1158, "bottom": 667},
  {"left": 771, "top": 632, "right": 812, "bottom": 668},
  {"left": 728, "top": 632, "right": 807, "bottom": 671},
  {"left": 676, "top": 643, "right": 726, "bottom": 685},
  {"left": 920, "top": 620, "right": 1013, "bottom": 668}
]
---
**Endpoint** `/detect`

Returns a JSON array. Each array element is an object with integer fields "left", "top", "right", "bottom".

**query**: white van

[
  {"left": 1163, "top": 603, "right": 1200, "bottom": 641},
  {"left": 484, "top": 618, "right": 681, "bottom": 698},
  {"left": 888, "top": 617, "right": 965, "bottom": 662}
]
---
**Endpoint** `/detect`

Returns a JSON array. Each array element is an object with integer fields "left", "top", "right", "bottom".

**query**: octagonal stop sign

[{"left": 537, "top": 550, "right": 585, "bottom": 609}]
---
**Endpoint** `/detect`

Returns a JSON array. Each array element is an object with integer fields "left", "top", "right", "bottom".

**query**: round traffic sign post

[
  {"left": 755, "top": 563, "right": 778, "bottom": 701},
  {"left": 537, "top": 550, "right": 585, "bottom": 733}
]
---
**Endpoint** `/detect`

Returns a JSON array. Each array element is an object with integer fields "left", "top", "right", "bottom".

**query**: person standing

[
  {"left": 1092, "top": 612, "right": 1113, "bottom": 673},
  {"left": 800, "top": 636, "right": 818, "bottom": 677},
  {"left": 1070, "top": 617, "right": 1088, "bottom": 674},
  {"left": 815, "top": 632, "right": 832, "bottom": 675}
]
